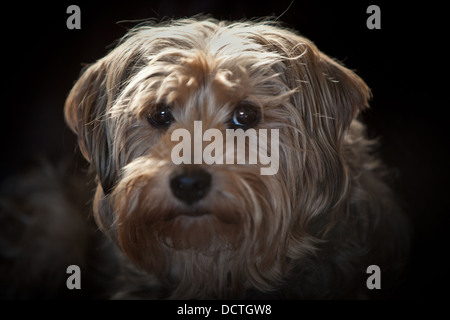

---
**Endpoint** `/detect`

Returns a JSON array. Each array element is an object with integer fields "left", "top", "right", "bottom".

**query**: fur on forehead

[{"left": 105, "top": 19, "right": 312, "bottom": 119}]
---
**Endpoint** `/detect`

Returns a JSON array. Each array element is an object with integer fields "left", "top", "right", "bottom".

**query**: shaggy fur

[{"left": 2, "top": 18, "right": 410, "bottom": 299}]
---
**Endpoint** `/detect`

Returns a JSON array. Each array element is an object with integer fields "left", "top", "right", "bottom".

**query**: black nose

[{"left": 170, "top": 168, "right": 211, "bottom": 205}]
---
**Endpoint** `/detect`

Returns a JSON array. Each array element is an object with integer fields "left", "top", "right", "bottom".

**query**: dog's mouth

[
  {"left": 159, "top": 205, "right": 240, "bottom": 227},
  {"left": 180, "top": 208, "right": 210, "bottom": 218},
  {"left": 159, "top": 205, "right": 211, "bottom": 220}
]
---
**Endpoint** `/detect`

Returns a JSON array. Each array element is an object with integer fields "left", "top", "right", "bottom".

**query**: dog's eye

[
  {"left": 147, "top": 104, "right": 174, "bottom": 129},
  {"left": 229, "top": 103, "right": 259, "bottom": 129}
]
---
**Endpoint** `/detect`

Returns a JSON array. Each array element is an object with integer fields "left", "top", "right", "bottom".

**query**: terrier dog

[{"left": 62, "top": 18, "right": 410, "bottom": 299}]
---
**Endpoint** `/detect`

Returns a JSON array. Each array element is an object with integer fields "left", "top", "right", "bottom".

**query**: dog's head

[{"left": 65, "top": 18, "right": 370, "bottom": 298}]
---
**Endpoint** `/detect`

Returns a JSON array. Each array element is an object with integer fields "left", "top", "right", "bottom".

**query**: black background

[{"left": 1, "top": 0, "right": 448, "bottom": 299}]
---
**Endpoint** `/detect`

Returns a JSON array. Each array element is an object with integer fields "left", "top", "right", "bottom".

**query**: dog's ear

[
  {"left": 293, "top": 38, "right": 371, "bottom": 145},
  {"left": 253, "top": 27, "right": 370, "bottom": 142},
  {"left": 287, "top": 38, "right": 371, "bottom": 143},
  {"left": 314, "top": 52, "right": 371, "bottom": 141},
  {"left": 253, "top": 27, "right": 372, "bottom": 212},
  {"left": 64, "top": 60, "right": 116, "bottom": 195}
]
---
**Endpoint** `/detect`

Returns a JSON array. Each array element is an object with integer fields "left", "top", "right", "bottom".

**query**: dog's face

[{"left": 65, "top": 19, "right": 370, "bottom": 298}]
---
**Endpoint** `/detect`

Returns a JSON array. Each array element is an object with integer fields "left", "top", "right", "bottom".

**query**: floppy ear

[
  {"left": 284, "top": 37, "right": 371, "bottom": 144},
  {"left": 64, "top": 32, "right": 149, "bottom": 195},
  {"left": 250, "top": 26, "right": 370, "bottom": 143},
  {"left": 64, "top": 60, "right": 116, "bottom": 195},
  {"left": 253, "top": 27, "right": 372, "bottom": 214},
  {"left": 296, "top": 37, "right": 373, "bottom": 212},
  {"left": 314, "top": 52, "right": 371, "bottom": 141}
]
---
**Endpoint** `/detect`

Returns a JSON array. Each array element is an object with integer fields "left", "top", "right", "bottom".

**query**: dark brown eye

[
  {"left": 147, "top": 104, "right": 174, "bottom": 129},
  {"left": 229, "top": 102, "right": 259, "bottom": 129}
]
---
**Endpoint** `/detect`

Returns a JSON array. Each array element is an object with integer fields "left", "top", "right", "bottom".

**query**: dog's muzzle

[{"left": 170, "top": 167, "right": 211, "bottom": 206}]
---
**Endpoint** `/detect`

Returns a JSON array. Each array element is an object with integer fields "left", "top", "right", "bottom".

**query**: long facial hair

[{"left": 64, "top": 18, "right": 373, "bottom": 298}]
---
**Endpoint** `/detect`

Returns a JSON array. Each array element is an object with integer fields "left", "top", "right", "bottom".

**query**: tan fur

[{"left": 64, "top": 18, "right": 410, "bottom": 298}]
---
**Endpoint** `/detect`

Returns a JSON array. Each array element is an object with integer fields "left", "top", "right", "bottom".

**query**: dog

[{"left": 2, "top": 18, "right": 410, "bottom": 299}]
